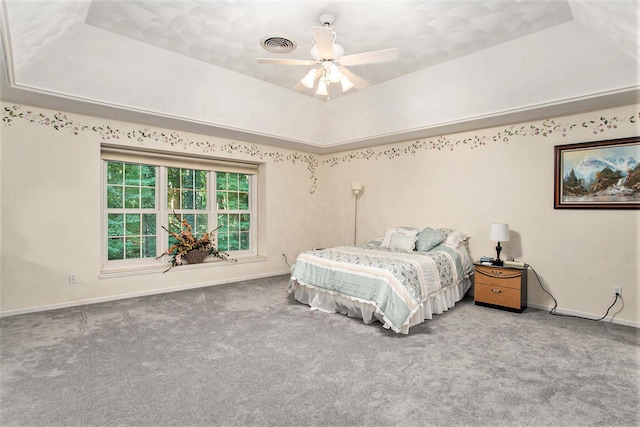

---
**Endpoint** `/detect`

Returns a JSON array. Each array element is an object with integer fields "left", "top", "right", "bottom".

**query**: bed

[{"left": 288, "top": 227, "right": 474, "bottom": 334}]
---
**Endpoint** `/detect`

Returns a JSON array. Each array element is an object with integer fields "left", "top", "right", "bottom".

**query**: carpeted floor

[{"left": 1, "top": 274, "right": 638, "bottom": 426}]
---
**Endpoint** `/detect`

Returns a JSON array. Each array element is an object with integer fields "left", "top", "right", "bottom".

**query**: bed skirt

[{"left": 289, "top": 275, "right": 472, "bottom": 334}]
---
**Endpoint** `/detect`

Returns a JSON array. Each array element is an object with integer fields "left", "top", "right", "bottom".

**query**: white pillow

[
  {"left": 381, "top": 227, "right": 419, "bottom": 247},
  {"left": 381, "top": 227, "right": 398, "bottom": 248},
  {"left": 389, "top": 232, "right": 417, "bottom": 252},
  {"left": 397, "top": 226, "right": 419, "bottom": 235},
  {"left": 445, "top": 230, "right": 470, "bottom": 247}
]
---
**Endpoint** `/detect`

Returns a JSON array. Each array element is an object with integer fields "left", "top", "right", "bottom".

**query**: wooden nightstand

[{"left": 474, "top": 263, "right": 528, "bottom": 313}]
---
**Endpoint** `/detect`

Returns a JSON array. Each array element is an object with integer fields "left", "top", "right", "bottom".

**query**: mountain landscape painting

[{"left": 556, "top": 138, "right": 640, "bottom": 208}]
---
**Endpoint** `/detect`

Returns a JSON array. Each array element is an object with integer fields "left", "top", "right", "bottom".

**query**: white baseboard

[
  {"left": 4, "top": 275, "right": 637, "bottom": 329},
  {"left": 0, "top": 270, "right": 291, "bottom": 318},
  {"left": 527, "top": 302, "right": 639, "bottom": 328}
]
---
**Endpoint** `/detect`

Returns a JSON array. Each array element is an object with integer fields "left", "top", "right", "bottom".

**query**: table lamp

[{"left": 489, "top": 223, "right": 509, "bottom": 266}]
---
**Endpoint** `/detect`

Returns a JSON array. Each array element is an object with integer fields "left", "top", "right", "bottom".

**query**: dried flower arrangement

[{"left": 157, "top": 214, "right": 234, "bottom": 272}]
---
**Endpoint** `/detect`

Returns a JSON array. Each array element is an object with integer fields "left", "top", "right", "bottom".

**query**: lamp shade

[
  {"left": 301, "top": 68, "right": 318, "bottom": 88},
  {"left": 489, "top": 223, "right": 510, "bottom": 242},
  {"left": 340, "top": 75, "right": 354, "bottom": 92},
  {"left": 315, "top": 79, "right": 328, "bottom": 96},
  {"left": 327, "top": 62, "right": 342, "bottom": 83}
]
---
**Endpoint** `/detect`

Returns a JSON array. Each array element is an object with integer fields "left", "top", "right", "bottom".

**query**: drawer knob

[
  {"left": 491, "top": 270, "right": 503, "bottom": 275},
  {"left": 491, "top": 289, "right": 502, "bottom": 293}
]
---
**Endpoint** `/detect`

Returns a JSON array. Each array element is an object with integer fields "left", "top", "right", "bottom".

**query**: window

[
  {"left": 106, "top": 162, "right": 157, "bottom": 261},
  {"left": 216, "top": 172, "right": 251, "bottom": 252},
  {"left": 102, "top": 148, "right": 257, "bottom": 271}
]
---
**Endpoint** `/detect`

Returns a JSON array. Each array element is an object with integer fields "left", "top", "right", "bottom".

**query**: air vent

[{"left": 260, "top": 35, "right": 297, "bottom": 53}]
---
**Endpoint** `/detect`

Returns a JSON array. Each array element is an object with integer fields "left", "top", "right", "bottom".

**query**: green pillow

[{"left": 415, "top": 227, "right": 445, "bottom": 252}]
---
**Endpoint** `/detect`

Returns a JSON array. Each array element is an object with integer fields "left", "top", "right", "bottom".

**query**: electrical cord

[
  {"left": 282, "top": 253, "right": 291, "bottom": 269},
  {"left": 528, "top": 264, "right": 621, "bottom": 321}
]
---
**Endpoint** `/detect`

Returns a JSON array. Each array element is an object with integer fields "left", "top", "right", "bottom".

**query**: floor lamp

[{"left": 352, "top": 182, "right": 363, "bottom": 245}]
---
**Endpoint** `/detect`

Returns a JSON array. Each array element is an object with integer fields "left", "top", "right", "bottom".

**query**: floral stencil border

[
  {"left": 323, "top": 113, "right": 639, "bottom": 166},
  {"left": 2, "top": 104, "right": 638, "bottom": 191},
  {"left": 2, "top": 105, "right": 319, "bottom": 193}
]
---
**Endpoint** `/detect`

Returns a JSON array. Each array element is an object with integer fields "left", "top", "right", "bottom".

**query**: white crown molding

[{"left": 3, "top": 78, "right": 638, "bottom": 155}]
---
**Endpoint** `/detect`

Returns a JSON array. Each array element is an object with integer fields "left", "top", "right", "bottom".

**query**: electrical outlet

[
  {"left": 69, "top": 274, "right": 77, "bottom": 284},
  {"left": 614, "top": 287, "right": 622, "bottom": 296}
]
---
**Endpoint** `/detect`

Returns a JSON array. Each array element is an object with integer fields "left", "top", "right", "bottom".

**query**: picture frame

[{"left": 554, "top": 136, "right": 640, "bottom": 209}]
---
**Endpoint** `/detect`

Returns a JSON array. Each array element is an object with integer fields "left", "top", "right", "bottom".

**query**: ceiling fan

[{"left": 257, "top": 14, "right": 399, "bottom": 99}]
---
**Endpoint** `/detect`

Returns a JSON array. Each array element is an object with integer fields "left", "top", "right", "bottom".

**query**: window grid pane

[
  {"left": 240, "top": 232, "right": 250, "bottom": 250},
  {"left": 124, "top": 163, "right": 140, "bottom": 185},
  {"left": 168, "top": 167, "right": 207, "bottom": 211},
  {"left": 107, "top": 161, "right": 156, "bottom": 210},
  {"left": 143, "top": 237, "right": 157, "bottom": 258},
  {"left": 108, "top": 237, "right": 124, "bottom": 260},
  {"left": 107, "top": 185, "right": 123, "bottom": 208},
  {"left": 107, "top": 162, "right": 123, "bottom": 185},
  {"left": 107, "top": 213, "right": 157, "bottom": 260}
]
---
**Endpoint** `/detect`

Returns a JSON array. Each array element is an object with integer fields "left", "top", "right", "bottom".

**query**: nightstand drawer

[
  {"left": 474, "top": 283, "right": 521, "bottom": 309},
  {"left": 475, "top": 266, "right": 522, "bottom": 290}
]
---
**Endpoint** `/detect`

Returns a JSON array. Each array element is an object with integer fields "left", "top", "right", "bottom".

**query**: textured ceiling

[
  {"left": 1, "top": 0, "right": 639, "bottom": 153},
  {"left": 80, "top": 0, "right": 573, "bottom": 99}
]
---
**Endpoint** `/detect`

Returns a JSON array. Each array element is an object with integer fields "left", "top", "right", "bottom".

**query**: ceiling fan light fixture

[
  {"left": 340, "top": 75, "right": 354, "bottom": 92},
  {"left": 316, "top": 79, "right": 328, "bottom": 96},
  {"left": 327, "top": 62, "right": 342, "bottom": 83},
  {"left": 301, "top": 68, "right": 318, "bottom": 88}
]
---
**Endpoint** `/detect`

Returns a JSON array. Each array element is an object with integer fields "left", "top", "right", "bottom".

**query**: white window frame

[
  {"left": 213, "top": 171, "right": 255, "bottom": 256},
  {"left": 101, "top": 146, "right": 258, "bottom": 275}
]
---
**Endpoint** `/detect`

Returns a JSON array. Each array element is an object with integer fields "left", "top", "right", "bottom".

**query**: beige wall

[{"left": 1, "top": 102, "right": 639, "bottom": 326}]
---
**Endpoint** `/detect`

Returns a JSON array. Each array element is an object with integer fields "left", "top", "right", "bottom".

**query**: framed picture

[{"left": 554, "top": 136, "right": 640, "bottom": 209}]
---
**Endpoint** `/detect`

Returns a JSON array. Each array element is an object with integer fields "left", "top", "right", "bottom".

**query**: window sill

[{"left": 99, "top": 255, "right": 267, "bottom": 279}]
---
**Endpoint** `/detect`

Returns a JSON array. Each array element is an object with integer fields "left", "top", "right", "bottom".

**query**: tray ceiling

[{"left": 1, "top": 0, "right": 638, "bottom": 153}]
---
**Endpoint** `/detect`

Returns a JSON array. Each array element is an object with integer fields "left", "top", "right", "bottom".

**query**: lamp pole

[
  {"left": 351, "top": 182, "right": 363, "bottom": 245},
  {"left": 353, "top": 192, "right": 359, "bottom": 245}
]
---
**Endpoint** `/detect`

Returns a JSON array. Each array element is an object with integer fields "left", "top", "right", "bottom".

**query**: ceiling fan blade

[
  {"left": 312, "top": 26, "right": 335, "bottom": 59},
  {"left": 293, "top": 82, "right": 316, "bottom": 93},
  {"left": 338, "top": 48, "right": 399, "bottom": 66},
  {"left": 339, "top": 67, "right": 370, "bottom": 90},
  {"left": 258, "top": 58, "right": 317, "bottom": 66}
]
